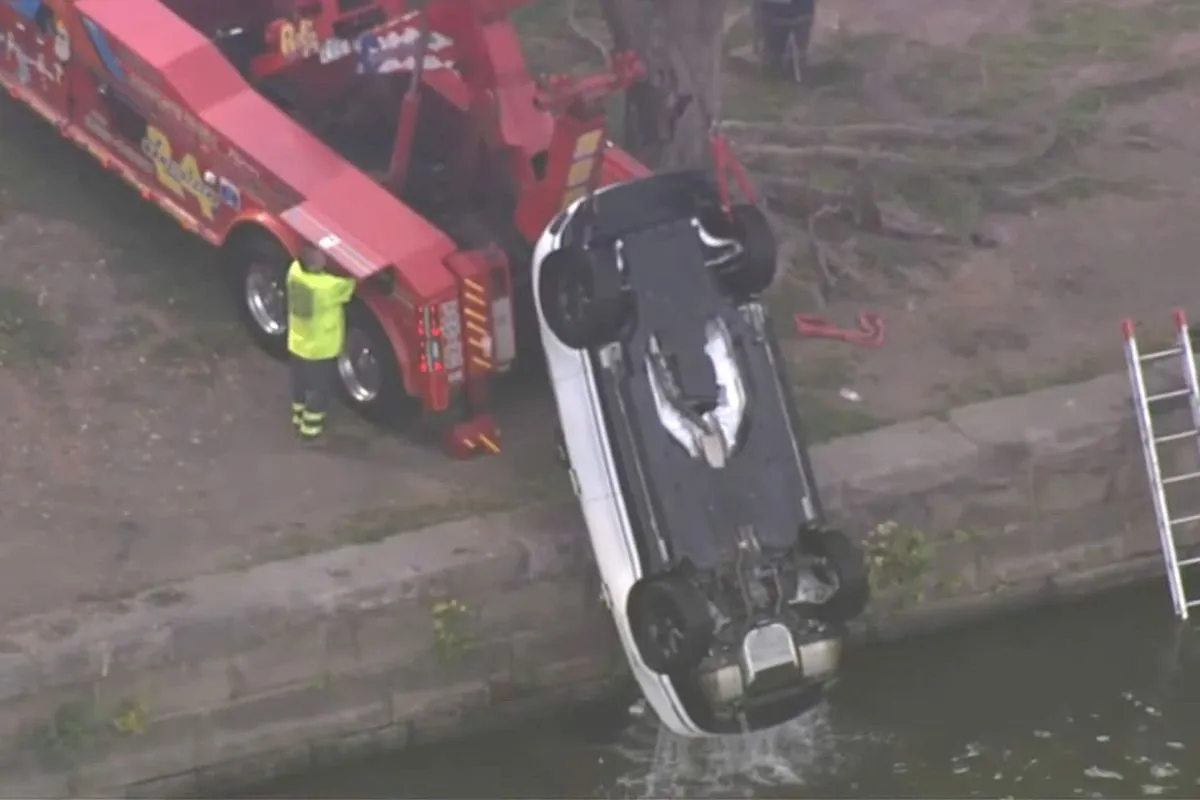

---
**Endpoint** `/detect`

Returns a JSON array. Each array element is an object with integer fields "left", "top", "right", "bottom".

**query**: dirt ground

[
  {"left": 728, "top": 0, "right": 1200, "bottom": 436},
  {"left": 5, "top": 0, "right": 1200, "bottom": 621},
  {"left": 0, "top": 104, "right": 571, "bottom": 622}
]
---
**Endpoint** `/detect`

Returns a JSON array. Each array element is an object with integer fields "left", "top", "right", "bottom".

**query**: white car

[{"left": 532, "top": 171, "right": 870, "bottom": 737}]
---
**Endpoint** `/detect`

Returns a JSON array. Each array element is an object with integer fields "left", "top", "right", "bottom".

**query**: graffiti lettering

[{"left": 142, "top": 126, "right": 222, "bottom": 218}]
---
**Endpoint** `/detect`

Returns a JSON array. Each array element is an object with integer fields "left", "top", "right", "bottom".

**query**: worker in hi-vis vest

[{"left": 286, "top": 245, "right": 355, "bottom": 440}]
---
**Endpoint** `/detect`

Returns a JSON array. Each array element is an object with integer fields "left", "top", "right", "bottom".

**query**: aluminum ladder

[{"left": 1123, "top": 308, "right": 1200, "bottom": 620}]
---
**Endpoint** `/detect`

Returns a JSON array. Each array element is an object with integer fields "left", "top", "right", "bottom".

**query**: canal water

[{"left": 255, "top": 583, "right": 1200, "bottom": 798}]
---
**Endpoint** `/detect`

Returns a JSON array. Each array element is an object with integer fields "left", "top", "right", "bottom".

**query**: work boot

[{"left": 298, "top": 410, "right": 325, "bottom": 443}]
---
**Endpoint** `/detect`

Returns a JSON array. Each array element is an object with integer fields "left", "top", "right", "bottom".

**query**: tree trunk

[{"left": 598, "top": 0, "right": 727, "bottom": 170}]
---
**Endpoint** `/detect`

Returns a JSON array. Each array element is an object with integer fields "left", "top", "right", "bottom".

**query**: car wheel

[
  {"left": 704, "top": 203, "right": 777, "bottom": 299},
  {"left": 337, "top": 302, "right": 418, "bottom": 425},
  {"left": 627, "top": 574, "right": 714, "bottom": 675},
  {"left": 233, "top": 234, "right": 292, "bottom": 359},
  {"left": 806, "top": 526, "right": 870, "bottom": 623},
  {"left": 537, "top": 246, "right": 631, "bottom": 350}
]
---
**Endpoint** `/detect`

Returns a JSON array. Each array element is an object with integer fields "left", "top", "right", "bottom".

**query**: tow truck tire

[
  {"left": 706, "top": 203, "right": 777, "bottom": 300},
  {"left": 538, "top": 246, "right": 631, "bottom": 350},
  {"left": 232, "top": 234, "right": 292, "bottom": 359},
  {"left": 627, "top": 574, "right": 714, "bottom": 675},
  {"left": 337, "top": 302, "right": 415, "bottom": 425},
  {"left": 806, "top": 526, "right": 870, "bottom": 623}
]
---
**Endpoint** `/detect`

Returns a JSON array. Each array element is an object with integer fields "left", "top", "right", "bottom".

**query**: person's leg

[
  {"left": 299, "top": 357, "right": 335, "bottom": 439},
  {"left": 787, "top": 11, "right": 815, "bottom": 80},
  {"left": 289, "top": 357, "right": 306, "bottom": 430},
  {"left": 762, "top": 22, "right": 788, "bottom": 77}
]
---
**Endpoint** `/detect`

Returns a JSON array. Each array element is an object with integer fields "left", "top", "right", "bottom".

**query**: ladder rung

[
  {"left": 1170, "top": 512, "right": 1200, "bottom": 526},
  {"left": 1188, "top": 599, "right": 1200, "bottom": 607},
  {"left": 1155, "top": 430, "right": 1199, "bottom": 444},
  {"left": 1147, "top": 388, "right": 1192, "bottom": 402},
  {"left": 1179, "top": 555, "right": 1200, "bottom": 567},
  {"left": 1140, "top": 347, "right": 1184, "bottom": 362},
  {"left": 1163, "top": 470, "right": 1200, "bottom": 485}
]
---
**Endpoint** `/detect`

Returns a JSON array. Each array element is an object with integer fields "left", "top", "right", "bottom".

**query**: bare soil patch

[{"left": 0, "top": 103, "right": 566, "bottom": 622}]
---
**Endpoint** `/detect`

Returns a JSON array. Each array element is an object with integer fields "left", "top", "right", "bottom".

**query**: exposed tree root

[{"left": 727, "top": 55, "right": 1200, "bottom": 303}]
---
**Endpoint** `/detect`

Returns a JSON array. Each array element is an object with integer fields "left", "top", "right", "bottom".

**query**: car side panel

[{"left": 532, "top": 220, "right": 703, "bottom": 737}]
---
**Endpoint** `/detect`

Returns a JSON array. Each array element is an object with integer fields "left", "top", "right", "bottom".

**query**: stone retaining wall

[{"left": 0, "top": 372, "right": 1191, "bottom": 796}]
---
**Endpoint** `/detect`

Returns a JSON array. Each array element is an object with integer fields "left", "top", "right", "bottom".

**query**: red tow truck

[{"left": 0, "top": 0, "right": 652, "bottom": 456}]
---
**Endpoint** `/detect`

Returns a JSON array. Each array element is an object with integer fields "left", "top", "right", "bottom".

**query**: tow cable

[{"left": 794, "top": 311, "right": 885, "bottom": 347}]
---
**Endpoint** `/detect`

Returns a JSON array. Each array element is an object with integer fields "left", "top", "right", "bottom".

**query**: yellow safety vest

[{"left": 286, "top": 260, "right": 356, "bottom": 360}]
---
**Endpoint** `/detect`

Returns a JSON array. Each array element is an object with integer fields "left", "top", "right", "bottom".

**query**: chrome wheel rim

[
  {"left": 338, "top": 327, "right": 380, "bottom": 403},
  {"left": 245, "top": 262, "right": 286, "bottom": 335}
]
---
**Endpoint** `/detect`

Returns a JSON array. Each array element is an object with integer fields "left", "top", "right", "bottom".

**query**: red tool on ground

[{"left": 794, "top": 311, "right": 886, "bottom": 347}]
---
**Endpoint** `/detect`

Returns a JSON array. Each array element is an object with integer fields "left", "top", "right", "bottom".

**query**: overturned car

[{"left": 532, "top": 171, "right": 870, "bottom": 737}]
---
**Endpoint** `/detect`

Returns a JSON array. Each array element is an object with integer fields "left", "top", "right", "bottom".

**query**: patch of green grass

[
  {"left": 512, "top": 0, "right": 606, "bottom": 75},
  {"left": 0, "top": 284, "right": 76, "bottom": 367},
  {"left": 251, "top": 485, "right": 567, "bottom": 565},
  {"left": 331, "top": 497, "right": 514, "bottom": 546},
  {"left": 794, "top": 390, "right": 882, "bottom": 443},
  {"left": 899, "top": 0, "right": 1200, "bottom": 118},
  {"left": 28, "top": 697, "right": 148, "bottom": 769},
  {"left": 431, "top": 598, "right": 473, "bottom": 661},
  {"left": 724, "top": 31, "right": 889, "bottom": 121},
  {"left": 936, "top": 353, "right": 1113, "bottom": 410},
  {"left": 865, "top": 519, "right": 935, "bottom": 607}
]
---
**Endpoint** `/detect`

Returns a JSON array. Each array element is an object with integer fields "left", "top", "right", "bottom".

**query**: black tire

[
  {"left": 231, "top": 233, "right": 292, "bottom": 359},
  {"left": 807, "top": 527, "right": 870, "bottom": 623},
  {"left": 627, "top": 574, "right": 714, "bottom": 674},
  {"left": 537, "top": 246, "right": 631, "bottom": 350},
  {"left": 703, "top": 203, "right": 778, "bottom": 299},
  {"left": 336, "top": 302, "right": 417, "bottom": 425}
]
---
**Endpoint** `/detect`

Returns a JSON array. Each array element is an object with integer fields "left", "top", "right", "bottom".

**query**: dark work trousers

[
  {"left": 290, "top": 357, "right": 336, "bottom": 439},
  {"left": 759, "top": 0, "right": 815, "bottom": 81}
]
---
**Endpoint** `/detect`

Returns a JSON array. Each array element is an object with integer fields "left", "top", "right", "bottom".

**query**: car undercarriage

[{"left": 536, "top": 172, "right": 871, "bottom": 733}]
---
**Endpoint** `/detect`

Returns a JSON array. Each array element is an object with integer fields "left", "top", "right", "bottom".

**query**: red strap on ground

[{"left": 794, "top": 311, "right": 885, "bottom": 347}]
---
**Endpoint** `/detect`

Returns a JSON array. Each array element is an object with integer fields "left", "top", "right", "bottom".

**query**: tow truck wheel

[
  {"left": 706, "top": 203, "right": 778, "bottom": 300},
  {"left": 627, "top": 574, "right": 714, "bottom": 675},
  {"left": 805, "top": 526, "right": 870, "bottom": 623},
  {"left": 233, "top": 234, "right": 292, "bottom": 359},
  {"left": 337, "top": 302, "right": 415, "bottom": 425},
  {"left": 538, "top": 246, "right": 631, "bottom": 350}
]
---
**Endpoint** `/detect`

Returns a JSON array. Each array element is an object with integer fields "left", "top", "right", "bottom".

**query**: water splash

[{"left": 610, "top": 703, "right": 872, "bottom": 798}]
